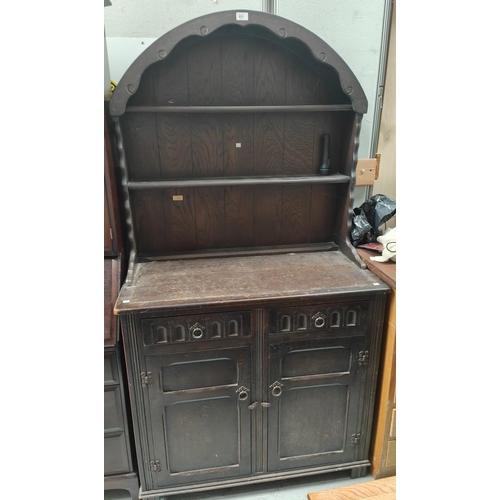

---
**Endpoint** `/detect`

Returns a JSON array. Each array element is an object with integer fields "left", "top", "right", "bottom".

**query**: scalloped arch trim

[{"left": 109, "top": 10, "right": 367, "bottom": 116}]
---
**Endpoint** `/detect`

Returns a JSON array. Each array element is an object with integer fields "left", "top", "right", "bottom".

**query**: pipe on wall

[
  {"left": 262, "top": 0, "right": 278, "bottom": 15},
  {"left": 367, "top": 0, "right": 394, "bottom": 199}
]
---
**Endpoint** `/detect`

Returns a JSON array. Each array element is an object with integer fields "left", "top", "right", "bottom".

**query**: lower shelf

[
  {"left": 127, "top": 174, "right": 351, "bottom": 190},
  {"left": 142, "top": 241, "right": 338, "bottom": 262}
]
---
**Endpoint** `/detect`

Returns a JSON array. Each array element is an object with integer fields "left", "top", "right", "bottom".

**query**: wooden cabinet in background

[
  {"left": 104, "top": 258, "right": 139, "bottom": 500},
  {"left": 357, "top": 248, "right": 396, "bottom": 479},
  {"left": 104, "top": 111, "right": 139, "bottom": 500},
  {"left": 104, "top": 115, "right": 123, "bottom": 258}
]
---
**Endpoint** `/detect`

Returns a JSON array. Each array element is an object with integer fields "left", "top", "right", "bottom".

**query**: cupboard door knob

[{"left": 248, "top": 401, "right": 258, "bottom": 410}]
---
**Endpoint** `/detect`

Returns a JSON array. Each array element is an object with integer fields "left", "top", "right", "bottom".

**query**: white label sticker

[
  {"left": 236, "top": 143, "right": 242, "bottom": 148},
  {"left": 123, "top": 299, "right": 130, "bottom": 303},
  {"left": 236, "top": 12, "right": 249, "bottom": 21},
  {"left": 373, "top": 283, "right": 380, "bottom": 286}
]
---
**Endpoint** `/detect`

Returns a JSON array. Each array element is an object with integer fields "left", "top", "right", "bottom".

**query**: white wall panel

[{"left": 104, "top": 0, "right": 389, "bottom": 203}]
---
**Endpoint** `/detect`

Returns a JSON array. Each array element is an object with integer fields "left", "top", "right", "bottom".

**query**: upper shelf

[
  {"left": 125, "top": 105, "right": 353, "bottom": 114},
  {"left": 127, "top": 174, "right": 351, "bottom": 189}
]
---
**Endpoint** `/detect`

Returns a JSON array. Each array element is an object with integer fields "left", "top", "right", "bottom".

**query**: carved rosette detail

[
  {"left": 351, "top": 433, "right": 362, "bottom": 445},
  {"left": 149, "top": 460, "right": 161, "bottom": 472},
  {"left": 141, "top": 371, "right": 153, "bottom": 387}
]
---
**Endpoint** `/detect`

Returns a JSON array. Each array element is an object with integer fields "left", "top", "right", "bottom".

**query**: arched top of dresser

[{"left": 109, "top": 9, "right": 368, "bottom": 116}]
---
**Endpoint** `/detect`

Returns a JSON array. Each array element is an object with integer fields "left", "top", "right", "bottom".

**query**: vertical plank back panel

[
  {"left": 131, "top": 190, "right": 167, "bottom": 253},
  {"left": 121, "top": 113, "right": 160, "bottom": 180},
  {"left": 309, "top": 185, "right": 336, "bottom": 243},
  {"left": 253, "top": 185, "right": 283, "bottom": 246},
  {"left": 223, "top": 115, "right": 254, "bottom": 176},
  {"left": 187, "top": 37, "right": 222, "bottom": 105},
  {"left": 191, "top": 114, "right": 224, "bottom": 177},
  {"left": 220, "top": 36, "right": 256, "bottom": 177},
  {"left": 283, "top": 113, "right": 316, "bottom": 175},
  {"left": 224, "top": 186, "right": 254, "bottom": 248},
  {"left": 281, "top": 185, "right": 312, "bottom": 244},
  {"left": 153, "top": 49, "right": 193, "bottom": 179},
  {"left": 220, "top": 36, "right": 255, "bottom": 105},
  {"left": 163, "top": 188, "right": 198, "bottom": 251},
  {"left": 195, "top": 187, "right": 226, "bottom": 249},
  {"left": 253, "top": 40, "right": 286, "bottom": 176},
  {"left": 156, "top": 114, "right": 193, "bottom": 179},
  {"left": 253, "top": 113, "right": 284, "bottom": 176}
]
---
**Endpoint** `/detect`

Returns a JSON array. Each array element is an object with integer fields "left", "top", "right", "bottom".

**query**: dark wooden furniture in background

[
  {"left": 109, "top": 10, "right": 389, "bottom": 499},
  {"left": 105, "top": 114, "right": 123, "bottom": 258},
  {"left": 105, "top": 114, "right": 140, "bottom": 500},
  {"left": 357, "top": 248, "right": 396, "bottom": 479}
]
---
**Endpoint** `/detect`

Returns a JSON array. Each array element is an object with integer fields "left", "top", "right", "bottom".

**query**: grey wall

[{"left": 104, "top": 0, "right": 387, "bottom": 203}]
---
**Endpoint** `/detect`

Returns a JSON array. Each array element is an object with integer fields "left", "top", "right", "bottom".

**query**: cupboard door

[
  {"left": 267, "top": 336, "right": 366, "bottom": 471},
  {"left": 145, "top": 346, "right": 252, "bottom": 487}
]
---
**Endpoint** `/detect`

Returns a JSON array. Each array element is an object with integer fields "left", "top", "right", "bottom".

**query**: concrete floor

[
  {"left": 167, "top": 471, "right": 373, "bottom": 500},
  {"left": 105, "top": 471, "right": 374, "bottom": 500}
]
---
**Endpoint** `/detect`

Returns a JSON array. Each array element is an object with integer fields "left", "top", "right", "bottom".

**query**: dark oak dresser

[{"left": 109, "top": 10, "right": 390, "bottom": 499}]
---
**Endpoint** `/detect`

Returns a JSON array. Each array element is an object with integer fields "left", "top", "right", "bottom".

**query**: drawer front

[
  {"left": 268, "top": 301, "right": 370, "bottom": 335},
  {"left": 104, "top": 349, "right": 133, "bottom": 476},
  {"left": 104, "top": 350, "right": 119, "bottom": 384},
  {"left": 141, "top": 310, "right": 251, "bottom": 346},
  {"left": 104, "top": 386, "right": 130, "bottom": 475}
]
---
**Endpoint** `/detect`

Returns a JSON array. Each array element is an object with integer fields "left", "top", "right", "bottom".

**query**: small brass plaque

[{"left": 172, "top": 195, "right": 183, "bottom": 201}]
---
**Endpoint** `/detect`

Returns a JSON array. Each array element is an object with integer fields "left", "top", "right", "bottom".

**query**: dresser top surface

[{"left": 114, "top": 251, "right": 389, "bottom": 314}]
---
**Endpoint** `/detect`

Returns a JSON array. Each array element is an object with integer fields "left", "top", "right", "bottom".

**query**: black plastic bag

[
  {"left": 351, "top": 194, "right": 396, "bottom": 247},
  {"left": 351, "top": 208, "right": 373, "bottom": 246}
]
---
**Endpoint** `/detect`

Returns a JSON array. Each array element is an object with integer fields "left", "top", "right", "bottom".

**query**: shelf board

[
  {"left": 140, "top": 242, "right": 339, "bottom": 262},
  {"left": 126, "top": 104, "right": 353, "bottom": 113},
  {"left": 127, "top": 174, "right": 351, "bottom": 190}
]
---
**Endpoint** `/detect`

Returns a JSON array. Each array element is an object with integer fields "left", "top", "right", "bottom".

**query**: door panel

[
  {"left": 267, "top": 337, "right": 365, "bottom": 471},
  {"left": 279, "top": 384, "right": 348, "bottom": 458},
  {"left": 145, "top": 346, "right": 252, "bottom": 487},
  {"left": 165, "top": 396, "right": 240, "bottom": 473}
]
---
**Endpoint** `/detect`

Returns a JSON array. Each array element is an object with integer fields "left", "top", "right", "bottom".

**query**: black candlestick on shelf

[{"left": 319, "top": 134, "right": 331, "bottom": 175}]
